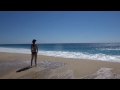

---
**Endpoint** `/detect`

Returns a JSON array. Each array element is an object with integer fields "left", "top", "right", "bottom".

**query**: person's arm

[
  {"left": 31, "top": 44, "right": 32, "bottom": 52},
  {"left": 36, "top": 45, "right": 38, "bottom": 53}
]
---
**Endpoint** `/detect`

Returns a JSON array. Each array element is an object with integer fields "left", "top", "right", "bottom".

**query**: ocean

[{"left": 0, "top": 43, "right": 120, "bottom": 63}]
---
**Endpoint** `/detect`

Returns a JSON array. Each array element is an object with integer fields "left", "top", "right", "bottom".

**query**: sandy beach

[{"left": 0, "top": 52, "right": 120, "bottom": 79}]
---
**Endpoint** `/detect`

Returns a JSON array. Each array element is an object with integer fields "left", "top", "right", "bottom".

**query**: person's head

[{"left": 32, "top": 39, "right": 36, "bottom": 44}]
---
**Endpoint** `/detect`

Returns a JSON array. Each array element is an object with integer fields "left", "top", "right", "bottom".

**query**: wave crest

[{"left": 0, "top": 47, "right": 120, "bottom": 63}]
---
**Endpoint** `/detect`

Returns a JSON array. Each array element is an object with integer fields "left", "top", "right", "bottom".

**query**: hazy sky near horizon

[{"left": 0, "top": 11, "right": 120, "bottom": 44}]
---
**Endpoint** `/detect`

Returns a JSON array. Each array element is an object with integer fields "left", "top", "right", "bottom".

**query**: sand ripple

[
  {"left": 0, "top": 60, "right": 66, "bottom": 78},
  {"left": 81, "top": 67, "right": 120, "bottom": 79}
]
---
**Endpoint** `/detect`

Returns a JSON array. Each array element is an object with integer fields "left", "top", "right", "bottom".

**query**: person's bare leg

[
  {"left": 35, "top": 53, "right": 37, "bottom": 66},
  {"left": 31, "top": 54, "right": 34, "bottom": 66}
]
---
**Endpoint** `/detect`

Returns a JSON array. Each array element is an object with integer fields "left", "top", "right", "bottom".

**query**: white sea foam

[
  {"left": 0, "top": 47, "right": 31, "bottom": 54},
  {"left": 96, "top": 48, "right": 120, "bottom": 51},
  {"left": 0, "top": 47, "right": 120, "bottom": 63}
]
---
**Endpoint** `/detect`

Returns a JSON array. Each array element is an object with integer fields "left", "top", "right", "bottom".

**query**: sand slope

[{"left": 1, "top": 52, "right": 120, "bottom": 79}]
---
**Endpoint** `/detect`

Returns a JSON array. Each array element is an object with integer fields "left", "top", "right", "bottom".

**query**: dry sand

[{"left": 0, "top": 52, "right": 120, "bottom": 79}]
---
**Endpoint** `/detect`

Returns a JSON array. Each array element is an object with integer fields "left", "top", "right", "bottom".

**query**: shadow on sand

[{"left": 16, "top": 66, "right": 32, "bottom": 73}]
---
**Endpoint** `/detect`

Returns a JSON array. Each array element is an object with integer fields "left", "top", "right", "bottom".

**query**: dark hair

[{"left": 32, "top": 39, "right": 36, "bottom": 43}]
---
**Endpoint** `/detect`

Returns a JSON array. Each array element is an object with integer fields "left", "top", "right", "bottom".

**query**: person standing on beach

[{"left": 31, "top": 39, "right": 38, "bottom": 67}]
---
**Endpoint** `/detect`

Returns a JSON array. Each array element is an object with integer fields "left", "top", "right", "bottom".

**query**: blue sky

[{"left": 0, "top": 11, "right": 120, "bottom": 44}]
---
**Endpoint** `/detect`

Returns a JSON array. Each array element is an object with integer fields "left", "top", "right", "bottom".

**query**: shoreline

[
  {"left": 0, "top": 46, "right": 120, "bottom": 63},
  {"left": 1, "top": 52, "right": 120, "bottom": 79}
]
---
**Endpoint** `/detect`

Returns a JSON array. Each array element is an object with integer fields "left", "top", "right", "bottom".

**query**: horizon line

[{"left": 0, "top": 42, "right": 120, "bottom": 44}]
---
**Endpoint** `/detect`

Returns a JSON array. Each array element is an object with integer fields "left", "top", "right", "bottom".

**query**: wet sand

[{"left": 1, "top": 52, "right": 120, "bottom": 79}]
